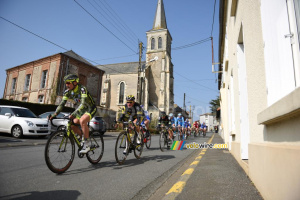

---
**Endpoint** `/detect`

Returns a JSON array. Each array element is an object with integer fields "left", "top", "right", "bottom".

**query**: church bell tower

[{"left": 145, "top": 0, "right": 174, "bottom": 117}]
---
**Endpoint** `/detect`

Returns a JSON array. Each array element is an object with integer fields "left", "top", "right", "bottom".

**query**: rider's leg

[
  {"left": 79, "top": 114, "right": 92, "bottom": 153},
  {"left": 71, "top": 118, "right": 82, "bottom": 136}
]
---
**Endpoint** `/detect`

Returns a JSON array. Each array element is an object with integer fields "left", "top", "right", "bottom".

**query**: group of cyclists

[{"left": 49, "top": 74, "right": 208, "bottom": 155}]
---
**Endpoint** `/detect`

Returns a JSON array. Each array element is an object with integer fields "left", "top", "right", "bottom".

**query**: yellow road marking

[
  {"left": 190, "top": 161, "right": 199, "bottom": 166},
  {"left": 182, "top": 168, "right": 194, "bottom": 176},
  {"left": 166, "top": 181, "right": 186, "bottom": 195}
]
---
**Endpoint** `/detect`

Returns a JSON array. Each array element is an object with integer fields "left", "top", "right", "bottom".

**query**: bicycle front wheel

[
  {"left": 86, "top": 131, "right": 104, "bottom": 164},
  {"left": 159, "top": 131, "right": 167, "bottom": 152},
  {"left": 44, "top": 131, "right": 75, "bottom": 174},
  {"left": 134, "top": 131, "right": 144, "bottom": 159},
  {"left": 144, "top": 131, "right": 151, "bottom": 149},
  {"left": 115, "top": 131, "right": 129, "bottom": 165}
]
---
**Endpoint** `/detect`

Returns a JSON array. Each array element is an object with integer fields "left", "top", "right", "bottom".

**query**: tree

[{"left": 209, "top": 96, "right": 220, "bottom": 114}]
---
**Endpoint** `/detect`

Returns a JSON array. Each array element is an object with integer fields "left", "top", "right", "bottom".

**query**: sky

[{"left": 0, "top": 0, "right": 220, "bottom": 122}]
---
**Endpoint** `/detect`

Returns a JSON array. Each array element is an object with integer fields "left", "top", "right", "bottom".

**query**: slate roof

[
  {"left": 62, "top": 50, "right": 94, "bottom": 67},
  {"left": 96, "top": 61, "right": 146, "bottom": 75}
]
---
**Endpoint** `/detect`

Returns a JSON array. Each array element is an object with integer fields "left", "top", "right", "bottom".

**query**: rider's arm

[
  {"left": 118, "top": 106, "right": 126, "bottom": 122},
  {"left": 71, "top": 87, "right": 88, "bottom": 117},
  {"left": 53, "top": 90, "right": 69, "bottom": 116},
  {"left": 135, "top": 104, "right": 144, "bottom": 124}
]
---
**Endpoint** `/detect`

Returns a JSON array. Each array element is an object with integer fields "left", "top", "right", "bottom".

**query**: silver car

[
  {"left": 39, "top": 111, "right": 69, "bottom": 132},
  {"left": 90, "top": 116, "right": 106, "bottom": 135},
  {"left": 0, "top": 105, "right": 51, "bottom": 138}
]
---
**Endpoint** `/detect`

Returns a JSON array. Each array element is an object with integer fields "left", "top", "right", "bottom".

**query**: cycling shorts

[{"left": 74, "top": 105, "right": 97, "bottom": 120}]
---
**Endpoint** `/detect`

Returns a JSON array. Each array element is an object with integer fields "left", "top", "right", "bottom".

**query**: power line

[
  {"left": 88, "top": 0, "right": 137, "bottom": 47},
  {"left": 0, "top": 16, "right": 69, "bottom": 51},
  {"left": 172, "top": 37, "right": 211, "bottom": 50},
  {"left": 93, "top": 53, "right": 138, "bottom": 61},
  {"left": 99, "top": 0, "right": 140, "bottom": 42},
  {"left": 174, "top": 71, "right": 218, "bottom": 92},
  {"left": 74, "top": 0, "right": 137, "bottom": 53}
]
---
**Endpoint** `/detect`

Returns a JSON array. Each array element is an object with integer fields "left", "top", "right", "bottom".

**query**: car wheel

[{"left": 11, "top": 125, "right": 23, "bottom": 138}]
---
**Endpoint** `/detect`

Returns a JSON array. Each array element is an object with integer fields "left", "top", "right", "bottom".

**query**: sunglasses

[
  {"left": 66, "top": 82, "right": 71, "bottom": 85},
  {"left": 127, "top": 101, "right": 133, "bottom": 104}
]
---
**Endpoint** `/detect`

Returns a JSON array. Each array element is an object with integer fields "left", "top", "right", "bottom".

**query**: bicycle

[
  {"left": 177, "top": 126, "right": 184, "bottom": 141},
  {"left": 44, "top": 116, "right": 104, "bottom": 174},
  {"left": 115, "top": 122, "right": 144, "bottom": 165},
  {"left": 159, "top": 124, "right": 174, "bottom": 152}
]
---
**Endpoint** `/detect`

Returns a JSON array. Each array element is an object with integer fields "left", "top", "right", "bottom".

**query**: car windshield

[{"left": 11, "top": 108, "right": 37, "bottom": 118}]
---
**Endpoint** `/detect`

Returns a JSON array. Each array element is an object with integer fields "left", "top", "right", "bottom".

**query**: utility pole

[
  {"left": 189, "top": 105, "right": 192, "bottom": 122},
  {"left": 137, "top": 42, "right": 143, "bottom": 104},
  {"left": 183, "top": 93, "right": 186, "bottom": 111}
]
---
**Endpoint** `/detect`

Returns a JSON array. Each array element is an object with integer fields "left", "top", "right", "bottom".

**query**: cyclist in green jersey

[{"left": 49, "top": 74, "right": 97, "bottom": 154}]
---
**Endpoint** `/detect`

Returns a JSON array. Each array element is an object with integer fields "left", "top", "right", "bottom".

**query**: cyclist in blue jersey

[
  {"left": 175, "top": 113, "right": 184, "bottom": 140},
  {"left": 200, "top": 122, "right": 207, "bottom": 136},
  {"left": 184, "top": 119, "right": 191, "bottom": 139}
]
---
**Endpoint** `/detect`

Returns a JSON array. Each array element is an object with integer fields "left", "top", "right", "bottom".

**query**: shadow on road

[{"left": 0, "top": 190, "right": 81, "bottom": 200}]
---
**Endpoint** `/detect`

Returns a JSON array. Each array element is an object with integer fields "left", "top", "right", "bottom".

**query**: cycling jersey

[
  {"left": 158, "top": 116, "right": 170, "bottom": 126},
  {"left": 176, "top": 116, "right": 184, "bottom": 126},
  {"left": 200, "top": 123, "right": 207, "bottom": 129},
  {"left": 55, "top": 84, "right": 96, "bottom": 119},
  {"left": 184, "top": 121, "right": 190, "bottom": 128},
  {"left": 141, "top": 110, "right": 150, "bottom": 126},
  {"left": 169, "top": 117, "right": 176, "bottom": 125},
  {"left": 118, "top": 102, "right": 144, "bottom": 123},
  {"left": 193, "top": 122, "right": 199, "bottom": 128}
]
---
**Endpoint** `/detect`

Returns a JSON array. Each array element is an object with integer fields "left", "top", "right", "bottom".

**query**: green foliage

[
  {"left": 0, "top": 99, "right": 74, "bottom": 116},
  {"left": 209, "top": 95, "right": 220, "bottom": 114}
]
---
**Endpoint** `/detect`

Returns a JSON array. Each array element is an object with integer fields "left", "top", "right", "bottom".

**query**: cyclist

[
  {"left": 175, "top": 113, "right": 184, "bottom": 140},
  {"left": 200, "top": 122, "right": 207, "bottom": 136},
  {"left": 140, "top": 105, "right": 150, "bottom": 137},
  {"left": 192, "top": 121, "right": 199, "bottom": 135},
  {"left": 184, "top": 119, "right": 191, "bottom": 139},
  {"left": 117, "top": 95, "right": 145, "bottom": 153},
  {"left": 49, "top": 74, "right": 97, "bottom": 154},
  {"left": 157, "top": 111, "right": 173, "bottom": 140},
  {"left": 169, "top": 113, "right": 176, "bottom": 137}
]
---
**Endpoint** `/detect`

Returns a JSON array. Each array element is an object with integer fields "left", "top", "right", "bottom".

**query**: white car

[{"left": 0, "top": 105, "right": 51, "bottom": 138}]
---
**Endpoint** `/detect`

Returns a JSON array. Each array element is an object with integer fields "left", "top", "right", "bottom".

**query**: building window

[
  {"left": 40, "top": 70, "right": 48, "bottom": 89},
  {"left": 119, "top": 82, "right": 125, "bottom": 104},
  {"left": 158, "top": 37, "right": 162, "bottom": 49},
  {"left": 38, "top": 95, "right": 44, "bottom": 103},
  {"left": 11, "top": 78, "right": 17, "bottom": 95},
  {"left": 24, "top": 74, "right": 31, "bottom": 92},
  {"left": 22, "top": 97, "right": 28, "bottom": 102},
  {"left": 151, "top": 38, "right": 155, "bottom": 50}
]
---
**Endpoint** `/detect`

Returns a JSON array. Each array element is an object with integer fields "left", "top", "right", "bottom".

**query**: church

[{"left": 97, "top": 0, "right": 174, "bottom": 119}]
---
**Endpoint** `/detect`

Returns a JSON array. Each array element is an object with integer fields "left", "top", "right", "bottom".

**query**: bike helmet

[
  {"left": 169, "top": 113, "right": 173, "bottom": 117},
  {"left": 126, "top": 95, "right": 135, "bottom": 101},
  {"left": 178, "top": 113, "right": 182, "bottom": 116},
  {"left": 161, "top": 111, "right": 166, "bottom": 117},
  {"left": 64, "top": 74, "right": 79, "bottom": 83}
]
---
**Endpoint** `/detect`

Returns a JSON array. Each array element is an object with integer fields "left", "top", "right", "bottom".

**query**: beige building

[
  {"left": 4, "top": 50, "right": 104, "bottom": 107},
  {"left": 218, "top": 0, "right": 300, "bottom": 199},
  {"left": 98, "top": 0, "right": 174, "bottom": 119}
]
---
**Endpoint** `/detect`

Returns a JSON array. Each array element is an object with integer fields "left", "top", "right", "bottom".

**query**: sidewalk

[{"left": 165, "top": 133, "right": 263, "bottom": 200}]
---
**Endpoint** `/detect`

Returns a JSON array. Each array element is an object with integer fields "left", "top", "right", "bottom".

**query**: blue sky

[{"left": 0, "top": 0, "right": 220, "bottom": 121}]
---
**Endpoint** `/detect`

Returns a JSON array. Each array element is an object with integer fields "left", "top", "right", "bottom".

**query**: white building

[
  {"left": 218, "top": 0, "right": 300, "bottom": 199},
  {"left": 199, "top": 113, "right": 217, "bottom": 131}
]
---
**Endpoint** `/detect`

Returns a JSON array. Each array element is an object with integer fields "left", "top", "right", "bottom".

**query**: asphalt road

[{"left": 0, "top": 132, "right": 212, "bottom": 200}]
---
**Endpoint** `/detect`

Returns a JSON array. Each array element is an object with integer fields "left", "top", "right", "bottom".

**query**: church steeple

[{"left": 153, "top": 0, "right": 167, "bottom": 30}]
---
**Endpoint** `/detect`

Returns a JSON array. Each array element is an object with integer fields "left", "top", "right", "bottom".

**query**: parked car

[
  {"left": 39, "top": 112, "right": 106, "bottom": 135},
  {"left": 39, "top": 111, "right": 69, "bottom": 132},
  {"left": 90, "top": 116, "right": 106, "bottom": 135},
  {"left": 0, "top": 105, "right": 51, "bottom": 138}
]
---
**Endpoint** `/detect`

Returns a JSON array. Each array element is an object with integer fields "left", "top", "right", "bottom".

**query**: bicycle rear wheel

[
  {"left": 134, "top": 131, "right": 144, "bottom": 159},
  {"left": 159, "top": 131, "right": 167, "bottom": 152},
  {"left": 86, "top": 131, "right": 104, "bottom": 164},
  {"left": 144, "top": 131, "right": 151, "bottom": 149},
  {"left": 115, "top": 131, "right": 129, "bottom": 165},
  {"left": 44, "top": 130, "right": 75, "bottom": 174}
]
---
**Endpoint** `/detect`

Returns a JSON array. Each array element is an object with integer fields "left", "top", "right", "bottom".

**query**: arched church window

[
  {"left": 119, "top": 82, "right": 125, "bottom": 104},
  {"left": 158, "top": 37, "right": 162, "bottom": 49},
  {"left": 151, "top": 38, "right": 155, "bottom": 50}
]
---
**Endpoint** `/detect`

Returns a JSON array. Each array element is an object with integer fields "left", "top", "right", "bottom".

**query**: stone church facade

[{"left": 98, "top": 0, "right": 174, "bottom": 119}]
